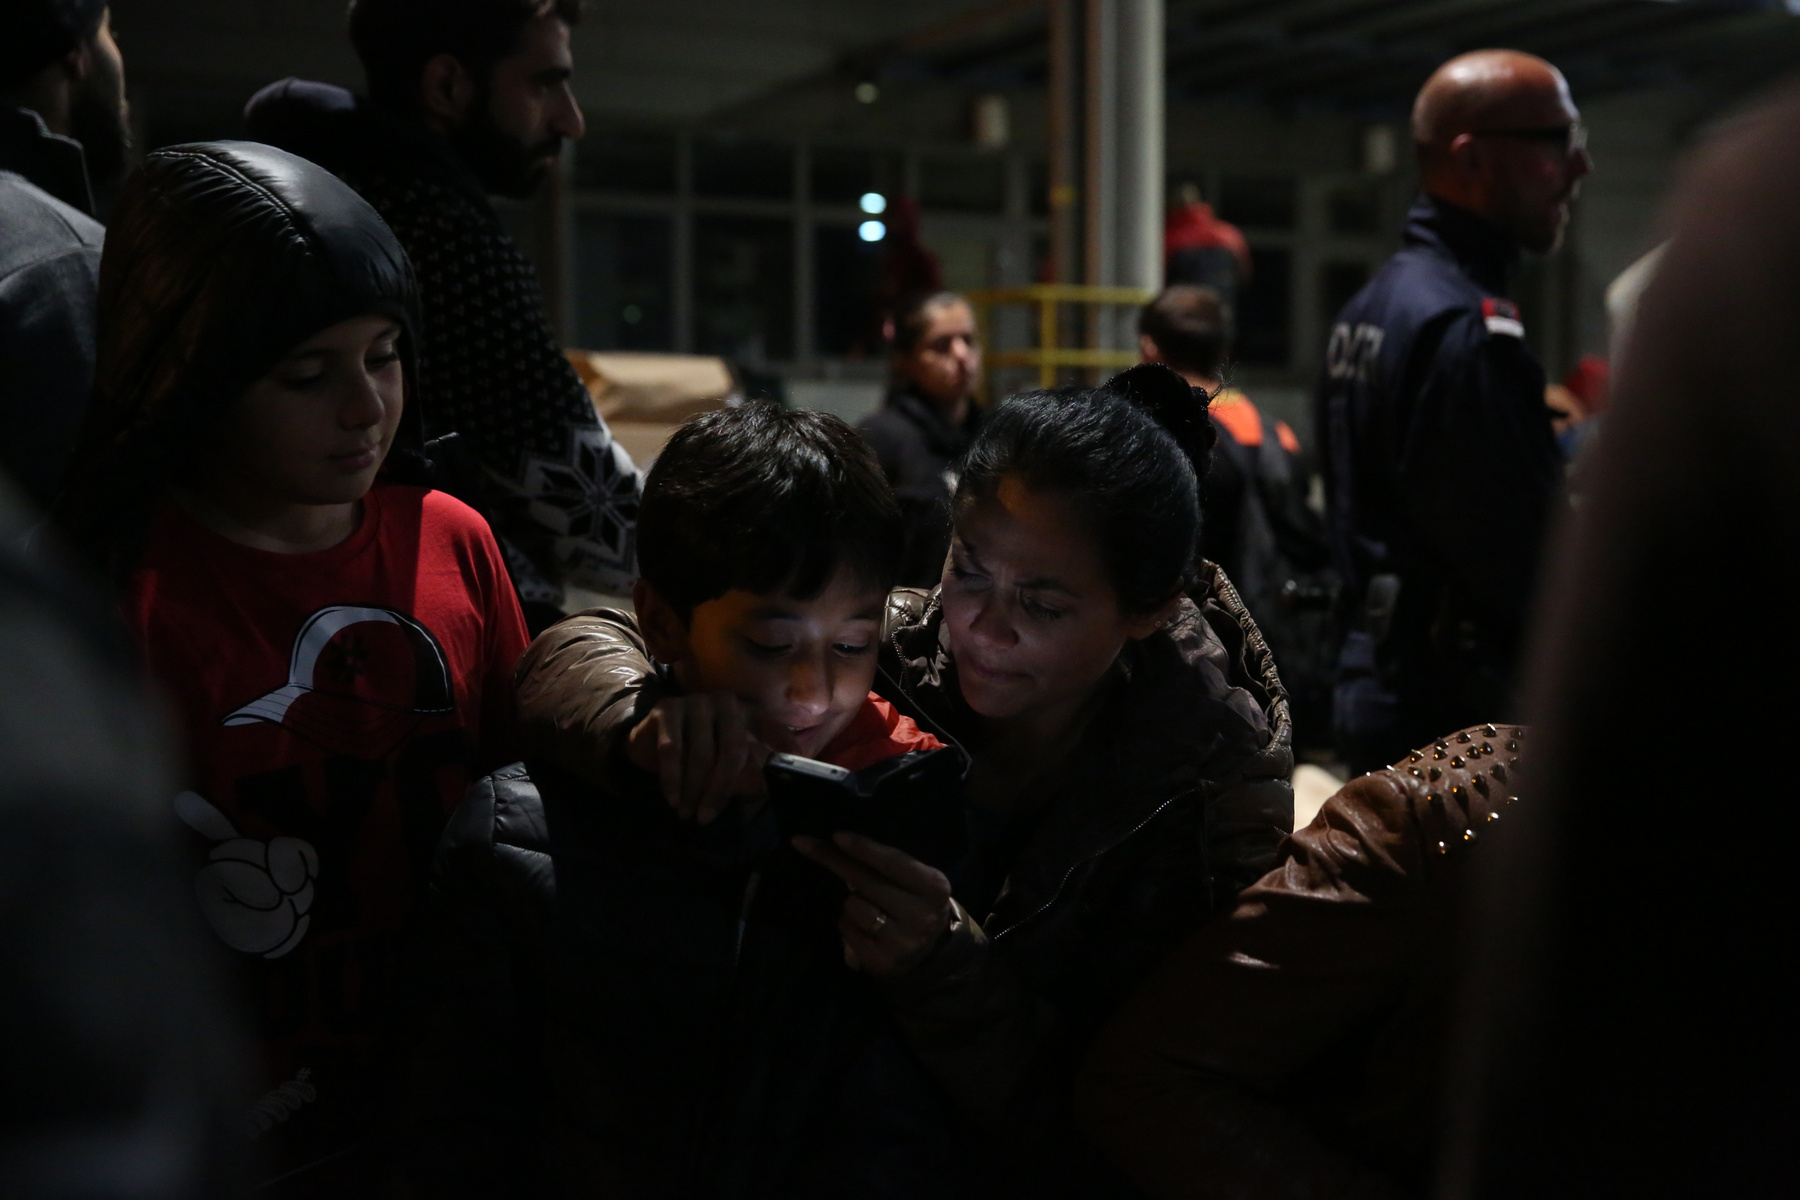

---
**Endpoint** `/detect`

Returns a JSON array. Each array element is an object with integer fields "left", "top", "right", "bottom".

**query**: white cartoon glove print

[{"left": 174, "top": 790, "right": 319, "bottom": 959}]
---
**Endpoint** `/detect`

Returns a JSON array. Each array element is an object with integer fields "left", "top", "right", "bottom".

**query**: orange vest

[{"left": 1210, "top": 389, "right": 1301, "bottom": 454}]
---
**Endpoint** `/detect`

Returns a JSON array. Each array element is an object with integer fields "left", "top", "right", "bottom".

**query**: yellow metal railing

[{"left": 967, "top": 284, "right": 1154, "bottom": 395}]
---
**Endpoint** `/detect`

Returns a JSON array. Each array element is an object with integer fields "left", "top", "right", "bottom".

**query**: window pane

[
  {"left": 1219, "top": 175, "right": 1297, "bottom": 231},
  {"left": 814, "top": 224, "right": 883, "bottom": 358},
  {"left": 694, "top": 215, "right": 795, "bottom": 361},
  {"left": 1327, "top": 184, "right": 1381, "bottom": 235},
  {"left": 920, "top": 153, "right": 1006, "bottom": 213},
  {"left": 693, "top": 137, "right": 793, "bottom": 200},
  {"left": 811, "top": 147, "right": 904, "bottom": 207},
  {"left": 575, "top": 213, "right": 673, "bottom": 351},
  {"left": 1235, "top": 246, "right": 1292, "bottom": 366},
  {"left": 575, "top": 129, "right": 677, "bottom": 193}
]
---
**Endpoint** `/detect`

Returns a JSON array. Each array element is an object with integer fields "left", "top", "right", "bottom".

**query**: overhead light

[
  {"left": 858, "top": 220, "right": 887, "bottom": 242},
  {"left": 855, "top": 81, "right": 880, "bottom": 104},
  {"left": 859, "top": 192, "right": 887, "bottom": 214}
]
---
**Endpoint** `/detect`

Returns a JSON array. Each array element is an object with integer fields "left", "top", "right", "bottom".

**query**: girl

[{"left": 55, "top": 141, "right": 528, "bottom": 1195}]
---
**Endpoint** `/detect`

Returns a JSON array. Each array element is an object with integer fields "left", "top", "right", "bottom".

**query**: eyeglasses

[{"left": 1471, "top": 122, "right": 1589, "bottom": 157}]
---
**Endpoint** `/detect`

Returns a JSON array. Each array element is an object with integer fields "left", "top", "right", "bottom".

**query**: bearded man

[{"left": 247, "top": 0, "right": 641, "bottom": 630}]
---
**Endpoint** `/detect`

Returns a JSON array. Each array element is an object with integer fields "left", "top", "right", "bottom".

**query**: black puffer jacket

[
  {"left": 513, "top": 564, "right": 1293, "bottom": 1196},
  {"left": 411, "top": 748, "right": 963, "bottom": 1199}
]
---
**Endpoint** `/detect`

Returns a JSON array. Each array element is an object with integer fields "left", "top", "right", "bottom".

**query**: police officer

[{"left": 1317, "top": 50, "right": 1591, "bottom": 768}]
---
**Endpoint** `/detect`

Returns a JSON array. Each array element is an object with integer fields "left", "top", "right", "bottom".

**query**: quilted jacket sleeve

[{"left": 407, "top": 771, "right": 560, "bottom": 1197}]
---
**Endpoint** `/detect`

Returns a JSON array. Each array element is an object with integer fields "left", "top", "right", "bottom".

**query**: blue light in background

[
  {"left": 859, "top": 192, "right": 887, "bottom": 214},
  {"left": 858, "top": 220, "right": 887, "bottom": 242}
]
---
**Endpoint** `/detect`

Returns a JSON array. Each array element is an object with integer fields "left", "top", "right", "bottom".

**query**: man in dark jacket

[
  {"left": 1316, "top": 50, "right": 1588, "bottom": 769},
  {"left": 245, "top": 0, "right": 641, "bottom": 629},
  {"left": 0, "top": 0, "right": 128, "bottom": 509}
]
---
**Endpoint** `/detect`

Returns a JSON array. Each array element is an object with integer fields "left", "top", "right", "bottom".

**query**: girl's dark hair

[
  {"left": 954, "top": 363, "right": 1215, "bottom": 614},
  {"left": 53, "top": 141, "right": 424, "bottom": 589},
  {"left": 637, "top": 403, "right": 903, "bottom": 618},
  {"left": 890, "top": 290, "right": 969, "bottom": 356}
]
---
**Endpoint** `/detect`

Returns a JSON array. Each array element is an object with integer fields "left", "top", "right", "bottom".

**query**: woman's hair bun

[{"left": 1102, "top": 362, "right": 1216, "bottom": 485}]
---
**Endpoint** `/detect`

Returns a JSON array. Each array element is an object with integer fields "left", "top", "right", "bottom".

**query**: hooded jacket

[
  {"left": 244, "top": 78, "right": 644, "bottom": 611},
  {"left": 55, "top": 140, "right": 428, "bottom": 583},
  {"left": 0, "top": 104, "right": 104, "bottom": 508},
  {"left": 514, "top": 564, "right": 1294, "bottom": 1195}
]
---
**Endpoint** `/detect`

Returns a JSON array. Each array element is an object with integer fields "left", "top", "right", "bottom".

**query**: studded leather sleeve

[{"left": 1075, "top": 724, "right": 1527, "bottom": 1200}]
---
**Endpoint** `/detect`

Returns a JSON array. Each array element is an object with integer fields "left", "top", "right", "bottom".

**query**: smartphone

[{"left": 764, "top": 747, "right": 968, "bottom": 870}]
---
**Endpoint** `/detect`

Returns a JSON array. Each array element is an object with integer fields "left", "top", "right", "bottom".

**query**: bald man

[{"left": 1317, "top": 50, "right": 1589, "bottom": 770}]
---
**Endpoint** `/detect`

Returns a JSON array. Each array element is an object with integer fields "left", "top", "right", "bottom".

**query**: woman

[
  {"left": 520, "top": 362, "right": 1292, "bottom": 1194},
  {"left": 55, "top": 141, "right": 528, "bottom": 1195},
  {"left": 858, "top": 290, "right": 985, "bottom": 586}
]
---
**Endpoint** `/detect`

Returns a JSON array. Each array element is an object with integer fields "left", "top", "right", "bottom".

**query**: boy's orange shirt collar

[{"left": 817, "top": 693, "right": 943, "bottom": 772}]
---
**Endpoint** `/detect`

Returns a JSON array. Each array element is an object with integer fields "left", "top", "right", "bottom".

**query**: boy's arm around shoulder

[{"left": 516, "top": 607, "right": 663, "bottom": 786}]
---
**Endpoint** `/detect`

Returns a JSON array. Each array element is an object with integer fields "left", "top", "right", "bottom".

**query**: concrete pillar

[
  {"left": 1116, "top": 0, "right": 1164, "bottom": 295},
  {"left": 1083, "top": 0, "right": 1164, "bottom": 349}
]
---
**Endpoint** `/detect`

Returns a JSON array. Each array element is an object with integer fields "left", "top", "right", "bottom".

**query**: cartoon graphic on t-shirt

[
  {"left": 175, "top": 789, "right": 319, "bottom": 959},
  {"left": 223, "top": 604, "right": 454, "bottom": 758}
]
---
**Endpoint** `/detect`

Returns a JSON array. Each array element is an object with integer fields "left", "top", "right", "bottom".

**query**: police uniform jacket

[{"left": 1315, "top": 195, "right": 1561, "bottom": 738}]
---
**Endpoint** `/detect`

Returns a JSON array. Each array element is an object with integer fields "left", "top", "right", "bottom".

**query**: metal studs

[
  {"left": 1434, "top": 749, "right": 1447, "bottom": 760},
  {"left": 1486, "top": 810, "right": 1501, "bottom": 822},
  {"left": 1409, "top": 752, "right": 1423, "bottom": 763},
  {"left": 1478, "top": 743, "right": 1494, "bottom": 755},
  {"left": 1462, "top": 828, "right": 1477, "bottom": 842},
  {"left": 1505, "top": 741, "right": 1518, "bottom": 752},
  {"left": 1429, "top": 766, "right": 1441, "bottom": 781},
  {"left": 1492, "top": 764, "right": 1507, "bottom": 782},
  {"left": 1450, "top": 785, "right": 1465, "bottom": 801},
  {"left": 1458, "top": 731, "right": 1472, "bottom": 744},
  {"left": 1451, "top": 756, "right": 1465, "bottom": 768},
  {"left": 1437, "top": 841, "right": 1448, "bottom": 855},
  {"left": 1426, "top": 793, "right": 1442, "bottom": 805},
  {"left": 1482, "top": 723, "right": 1498, "bottom": 737},
  {"left": 1411, "top": 769, "right": 1424, "bottom": 778}
]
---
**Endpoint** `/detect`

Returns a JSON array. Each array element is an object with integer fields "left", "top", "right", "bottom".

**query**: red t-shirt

[
  {"left": 122, "top": 484, "right": 528, "bottom": 1135},
  {"left": 819, "top": 693, "right": 943, "bottom": 771}
]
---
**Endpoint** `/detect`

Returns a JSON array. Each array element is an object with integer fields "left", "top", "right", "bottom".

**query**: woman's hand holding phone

[{"left": 794, "top": 832, "right": 955, "bottom": 978}]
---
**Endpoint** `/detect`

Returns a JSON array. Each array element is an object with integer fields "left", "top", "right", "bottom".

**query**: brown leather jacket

[
  {"left": 1075, "top": 724, "right": 1528, "bottom": 1199},
  {"left": 515, "top": 565, "right": 1294, "bottom": 1193}
]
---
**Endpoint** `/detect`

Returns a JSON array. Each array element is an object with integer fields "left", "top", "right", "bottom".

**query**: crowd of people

[{"left": 1, "top": 0, "right": 1790, "bottom": 1196}]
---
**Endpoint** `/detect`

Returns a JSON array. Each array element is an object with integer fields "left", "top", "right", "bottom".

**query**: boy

[{"left": 411, "top": 404, "right": 961, "bottom": 1198}]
